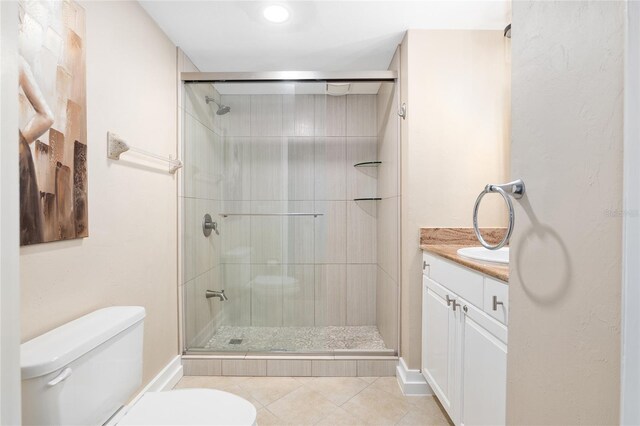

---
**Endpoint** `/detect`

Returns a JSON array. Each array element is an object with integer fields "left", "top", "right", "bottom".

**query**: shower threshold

[{"left": 188, "top": 325, "right": 395, "bottom": 355}]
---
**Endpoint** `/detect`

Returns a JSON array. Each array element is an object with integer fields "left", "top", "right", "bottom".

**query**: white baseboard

[
  {"left": 396, "top": 357, "right": 432, "bottom": 396},
  {"left": 129, "top": 355, "right": 183, "bottom": 404},
  {"left": 107, "top": 355, "right": 184, "bottom": 425}
]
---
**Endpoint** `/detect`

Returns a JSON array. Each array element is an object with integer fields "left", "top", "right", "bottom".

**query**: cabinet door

[
  {"left": 461, "top": 307, "right": 507, "bottom": 426},
  {"left": 422, "top": 276, "right": 457, "bottom": 416}
]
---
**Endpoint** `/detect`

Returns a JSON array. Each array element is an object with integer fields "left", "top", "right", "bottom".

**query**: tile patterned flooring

[
  {"left": 203, "top": 326, "right": 390, "bottom": 352},
  {"left": 175, "top": 375, "right": 452, "bottom": 425}
]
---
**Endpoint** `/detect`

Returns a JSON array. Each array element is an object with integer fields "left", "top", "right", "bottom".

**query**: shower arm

[{"left": 205, "top": 96, "right": 219, "bottom": 107}]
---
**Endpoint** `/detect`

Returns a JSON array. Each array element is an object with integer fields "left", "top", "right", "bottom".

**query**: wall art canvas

[{"left": 18, "top": 0, "right": 88, "bottom": 246}]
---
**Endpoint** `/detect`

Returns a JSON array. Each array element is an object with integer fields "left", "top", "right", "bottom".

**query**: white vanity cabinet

[
  {"left": 422, "top": 253, "right": 508, "bottom": 426},
  {"left": 422, "top": 275, "right": 457, "bottom": 415}
]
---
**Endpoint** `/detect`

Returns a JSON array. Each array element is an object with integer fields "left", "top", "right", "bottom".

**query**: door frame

[
  {"left": 622, "top": 1, "right": 640, "bottom": 424},
  {"left": 0, "top": 1, "right": 21, "bottom": 424}
]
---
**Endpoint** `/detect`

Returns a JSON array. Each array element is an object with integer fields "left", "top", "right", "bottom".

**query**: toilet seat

[{"left": 118, "top": 388, "right": 257, "bottom": 426}]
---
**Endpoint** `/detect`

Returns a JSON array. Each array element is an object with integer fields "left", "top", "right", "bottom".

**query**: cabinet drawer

[
  {"left": 425, "top": 254, "right": 484, "bottom": 309},
  {"left": 483, "top": 277, "right": 509, "bottom": 325},
  {"left": 424, "top": 275, "right": 452, "bottom": 301},
  {"left": 464, "top": 299, "right": 508, "bottom": 344}
]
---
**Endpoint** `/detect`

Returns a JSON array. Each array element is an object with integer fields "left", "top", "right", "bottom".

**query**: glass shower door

[{"left": 182, "top": 80, "right": 398, "bottom": 355}]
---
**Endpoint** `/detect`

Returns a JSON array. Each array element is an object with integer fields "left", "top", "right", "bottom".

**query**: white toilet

[{"left": 20, "top": 306, "right": 257, "bottom": 426}]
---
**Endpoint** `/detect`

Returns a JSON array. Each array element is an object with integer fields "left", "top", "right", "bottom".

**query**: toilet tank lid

[{"left": 21, "top": 306, "right": 145, "bottom": 380}]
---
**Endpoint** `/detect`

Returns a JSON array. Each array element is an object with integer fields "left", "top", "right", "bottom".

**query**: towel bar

[{"left": 473, "top": 179, "right": 525, "bottom": 250}]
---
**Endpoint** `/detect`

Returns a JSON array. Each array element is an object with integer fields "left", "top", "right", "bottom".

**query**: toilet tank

[{"left": 21, "top": 306, "right": 145, "bottom": 426}]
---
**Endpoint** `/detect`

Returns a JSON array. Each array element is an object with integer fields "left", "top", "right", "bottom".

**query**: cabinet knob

[
  {"left": 492, "top": 295, "right": 504, "bottom": 311},
  {"left": 423, "top": 260, "right": 428, "bottom": 270},
  {"left": 446, "top": 295, "right": 455, "bottom": 306},
  {"left": 463, "top": 305, "right": 468, "bottom": 313},
  {"left": 451, "top": 300, "right": 461, "bottom": 311}
]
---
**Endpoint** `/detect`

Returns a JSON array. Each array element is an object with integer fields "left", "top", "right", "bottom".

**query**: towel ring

[{"left": 473, "top": 179, "right": 525, "bottom": 250}]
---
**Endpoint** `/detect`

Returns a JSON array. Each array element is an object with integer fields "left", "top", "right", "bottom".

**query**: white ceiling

[{"left": 140, "top": 0, "right": 511, "bottom": 72}]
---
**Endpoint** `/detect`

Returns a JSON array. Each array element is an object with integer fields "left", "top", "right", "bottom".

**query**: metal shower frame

[
  {"left": 180, "top": 70, "right": 397, "bottom": 83},
  {"left": 179, "top": 70, "right": 401, "bottom": 358}
]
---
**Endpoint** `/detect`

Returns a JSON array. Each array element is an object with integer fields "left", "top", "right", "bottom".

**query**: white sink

[{"left": 457, "top": 247, "right": 509, "bottom": 265}]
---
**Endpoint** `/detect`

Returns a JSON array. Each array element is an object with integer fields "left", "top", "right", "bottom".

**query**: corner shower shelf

[
  {"left": 353, "top": 161, "right": 382, "bottom": 168},
  {"left": 353, "top": 197, "right": 382, "bottom": 201}
]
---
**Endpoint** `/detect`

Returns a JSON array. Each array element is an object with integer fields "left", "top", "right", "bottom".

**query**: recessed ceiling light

[{"left": 263, "top": 4, "right": 289, "bottom": 23}]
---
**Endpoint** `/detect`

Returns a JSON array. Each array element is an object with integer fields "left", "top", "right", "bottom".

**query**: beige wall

[
  {"left": 20, "top": 0, "right": 179, "bottom": 387},
  {"left": 400, "top": 30, "right": 511, "bottom": 369},
  {"left": 507, "top": 2, "right": 623, "bottom": 424}
]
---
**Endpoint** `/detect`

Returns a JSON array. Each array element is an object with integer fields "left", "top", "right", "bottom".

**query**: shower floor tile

[{"left": 203, "top": 325, "right": 390, "bottom": 352}]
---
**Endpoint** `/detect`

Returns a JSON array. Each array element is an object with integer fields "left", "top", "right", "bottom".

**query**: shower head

[
  {"left": 205, "top": 96, "right": 231, "bottom": 115},
  {"left": 216, "top": 105, "right": 231, "bottom": 115}
]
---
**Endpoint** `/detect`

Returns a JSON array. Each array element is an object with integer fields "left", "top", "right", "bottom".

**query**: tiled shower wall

[
  {"left": 219, "top": 93, "right": 379, "bottom": 330},
  {"left": 376, "top": 81, "right": 400, "bottom": 351},
  {"left": 182, "top": 82, "right": 225, "bottom": 348}
]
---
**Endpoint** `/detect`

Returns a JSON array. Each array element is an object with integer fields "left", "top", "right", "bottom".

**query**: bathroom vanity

[{"left": 421, "top": 240, "right": 508, "bottom": 426}]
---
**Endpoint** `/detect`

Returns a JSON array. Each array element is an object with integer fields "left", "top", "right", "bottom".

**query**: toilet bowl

[
  {"left": 118, "top": 388, "right": 256, "bottom": 426},
  {"left": 20, "top": 306, "right": 256, "bottom": 426}
]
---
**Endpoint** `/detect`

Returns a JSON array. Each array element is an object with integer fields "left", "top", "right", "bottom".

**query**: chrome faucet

[{"left": 205, "top": 289, "right": 228, "bottom": 301}]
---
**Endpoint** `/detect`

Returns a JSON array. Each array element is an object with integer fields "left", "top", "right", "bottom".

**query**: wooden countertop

[
  {"left": 420, "top": 228, "right": 509, "bottom": 282},
  {"left": 420, "top": 244, "right": 509, "bottom": 283}
]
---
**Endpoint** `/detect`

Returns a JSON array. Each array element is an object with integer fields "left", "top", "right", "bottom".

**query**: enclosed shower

[{"left": 180, "top": 73, "right": 400, "bottom": 356}]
